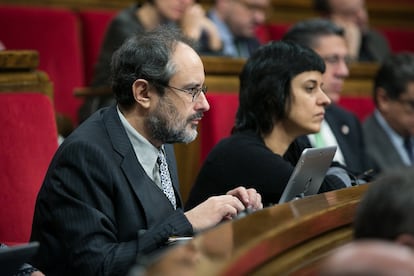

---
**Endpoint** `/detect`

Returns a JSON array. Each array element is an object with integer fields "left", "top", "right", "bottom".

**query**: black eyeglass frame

[{"left": 161, "top": 84, "right": 208, "bottom": 102}]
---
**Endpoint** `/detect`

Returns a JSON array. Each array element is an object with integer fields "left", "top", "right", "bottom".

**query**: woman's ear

[{"left": 132, "top": 79, "right": 152, "bottom": 109}]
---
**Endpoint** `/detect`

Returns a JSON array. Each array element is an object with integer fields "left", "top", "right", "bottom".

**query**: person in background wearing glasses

[
  {"left": 282, "top": 18, "right": 374, "bottom": 178},
  {"left": 207, "top": 0, "right": 270, "bottom": 58},
  {"left": 30, "top": 27, "right": 262, "bottom": 276},
  {"left": 185, "top": 40, "right": 348, "bottom": 209},
  {"left": 313, "top": 0, "right": 390, "bottom": 62},
  {"left": 362, "top": 53, "right": 414, "bottom": 171}
]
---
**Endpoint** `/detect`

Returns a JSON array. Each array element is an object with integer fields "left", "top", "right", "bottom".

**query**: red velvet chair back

[
  {"left": 0, "top": 5, "right": 84, "bottom": 124},
  {"left": 255, "top": 23, "right": 291, "bottom": 44},
  {"left": 0, "top": 93, "right": 58, "bottom": 244},
  {"left": 77, "top": 9, "right": 116, "bottom": 85},
  {"left": 200, "top": 93, "right": 239, "bottom": 163},
  {"left": 338, "top": 96, "right": 375, "bottom": 121},
  {"left": 379, "top": 27, "right": 414, "bottom": 53}
]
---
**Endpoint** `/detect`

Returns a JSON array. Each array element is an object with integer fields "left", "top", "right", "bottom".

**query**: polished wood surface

[
  {"left": 144, "top": 184, "right": 369, "bottom": 276},
  {"left": 0, "top": 50, "right": 53, "bottom": 100},
  {"left": 202, "top": 57, "right": 379, "bottom": 96}
]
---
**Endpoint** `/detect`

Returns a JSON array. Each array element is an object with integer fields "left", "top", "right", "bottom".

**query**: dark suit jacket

[
  {"left": 30, "top": 106, "right": 193, "bottom": 276},
  {"left": 300, "top": 104, "right": 372, "bottom": 175},
  {"left": 360, "top": 29, "right": 391, "bottom": 62},
  {"left": 363, "top": 114, "right": 407, "bottom": 172}
]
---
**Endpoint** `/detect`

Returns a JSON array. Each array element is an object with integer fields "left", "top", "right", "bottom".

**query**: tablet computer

[
  {"left": 278, "top": 146, "right": 337, "bottom": 204},
  {"left": 0, "top": 241, "right": 39, "bottom": 276}
]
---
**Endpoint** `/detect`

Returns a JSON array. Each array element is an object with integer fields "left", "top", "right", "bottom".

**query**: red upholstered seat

[
  {"left": 200, "top": 94, "right": 374, "bottom": 166},
  {"left": 338, "top": 96, "right": 375, "bottom": 121},
  {"left": 255, "top": 23, "right": 291, "bottom": 43},
  {"left": 0, "top": 93, "right": 58, "bottom": 245},
  {"left": 0, "top": 5, "right": 84, "bottom": 125},
  {"left": 200, "top": 93, "right": 239, "bottom": 163},
  {"left": 266, "top": 23, "right": 291, "bottom": 41},
  {"left": 378, "top": 27, "right": 414, "bottom": 53},
  {"left": 77, "top": 9, "right": 116, "bottom": 85},
  {"left": 255, "top": 24, "right": 272, "bottom": 44}
]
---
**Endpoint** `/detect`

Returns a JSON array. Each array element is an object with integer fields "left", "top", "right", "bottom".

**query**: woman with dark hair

[{"left": 186, "top": 40, "right": 347, "bottom": 208}]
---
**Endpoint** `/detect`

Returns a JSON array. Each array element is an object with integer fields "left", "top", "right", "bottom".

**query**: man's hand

[
  {"left": 226, "top": 187, "right": 263, "bottom": 210},
  {"left": 180, "top": 4, "right": 222, "bottom": 51},
  {"left": 331, "top": 16, "right": 361, "bottom": 60},
  {"left": 184, "top": 187, "right": 263, "bottom": 231},
  {"left": 185, "top": 195, "right": 245, "bottom": 231}
]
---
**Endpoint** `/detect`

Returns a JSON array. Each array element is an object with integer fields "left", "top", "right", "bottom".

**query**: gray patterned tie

[{"left": 157, "top": 149, "right": 177, "bottom": 209}]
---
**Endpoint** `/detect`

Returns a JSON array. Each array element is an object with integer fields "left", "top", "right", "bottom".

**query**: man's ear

[
  {"left": 132, "top": 79, "right": 152, "bottom": 109},
  {"left": 376, "top": 87, "right": 390, "bottom": 112}
]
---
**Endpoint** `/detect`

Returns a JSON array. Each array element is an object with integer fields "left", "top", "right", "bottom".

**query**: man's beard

[{"left": 146, "top": 98, "right": 202, "bottom": 144}]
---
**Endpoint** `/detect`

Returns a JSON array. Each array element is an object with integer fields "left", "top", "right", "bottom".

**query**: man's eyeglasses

[
  {"left": 162, "top": 84, "right": 208, "bottom": 102},
  {"left": 396, "top": 98, "right": 414, "bottom": 113},
  {"left": 322, "top": 55, "right": 352, "bottom": 66}
]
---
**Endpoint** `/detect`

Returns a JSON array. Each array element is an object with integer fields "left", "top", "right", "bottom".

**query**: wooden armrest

[
  {"left": 0, "top": 50, "right": 39, "bottom": 70},
  {"left": 74, "top": 86, "right": 112, "bottom": 97}
]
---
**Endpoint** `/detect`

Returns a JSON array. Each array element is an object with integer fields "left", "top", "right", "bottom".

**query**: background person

[
  {"left": 353, "top": 167, "right": 414, "bottom": 247},
  {"left": 30, "top": 27, "right": 262, "bottom": 276},
  {"left": 79, "top": 0, "right": 222, "bottom": 123},
  {"left": 207, "top": 0, "right": 270, "bottom": 58},
  {"left": 363, "top": 53, "right": 414, "bottom": 172},
  {"left": 319, "top": 240, "right": 414, "bottom": 276},
  {"left": 283, "top": 18, "right": 373, "bottom": 177},
  {"left": 185, "top": 40, "right": 347, "bottom": 209},
  {"left": 313, "top": 0, "right": 390, "bottom": 62}
]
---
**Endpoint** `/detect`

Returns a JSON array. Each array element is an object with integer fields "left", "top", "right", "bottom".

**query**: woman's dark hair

[{"left": 233, "top": 40, "right": 325, "bottom": 135}]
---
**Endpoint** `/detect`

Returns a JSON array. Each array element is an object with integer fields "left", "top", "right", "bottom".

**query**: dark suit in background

[
  {"left": 300, "top": 104, "right": 372, "bottom": 175},
  {"left": 363, "top": 114, "right": 407, "bottom": 171},
  {"left": 359, "top": 29, "right": 391, "bottom": 63},
  {"left": 30, "top": 106, "right": 192, "bottom": 276},
  {"left": 324, "top": 104, "right": 371, "bottom": 174}
]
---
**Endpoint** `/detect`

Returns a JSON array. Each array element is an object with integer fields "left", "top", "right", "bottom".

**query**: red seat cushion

[
  {"left": 0, "top": 5, "right": 85, "bottom": 124},
  {"left": 200, "top": 93, "right": 239, "bottom": 163},
  {"left": 0, "top": 93, "right": 58, "bottom": 244}
]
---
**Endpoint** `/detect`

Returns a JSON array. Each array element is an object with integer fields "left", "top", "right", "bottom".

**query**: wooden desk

[{"left": 144, "top": 184, "right": 369, "bottom": 276}]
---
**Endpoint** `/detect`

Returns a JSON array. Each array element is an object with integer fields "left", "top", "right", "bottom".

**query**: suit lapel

[
  {"left": 366, "top": 116, "right": 405, "bottom": 167},
  {"left": 324, "top": 105, "right": 355, "bottom": 166},
  {"left": 102, "top": 106, "right": 176, "bottom": 226}
]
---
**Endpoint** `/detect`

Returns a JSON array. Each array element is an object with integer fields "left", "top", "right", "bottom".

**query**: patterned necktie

[
  {"left": 404, "top": 137, "right": 413, "bottom": 163},
  {"left": 157, "top": 149, "right": 177, "bottom": 209}
]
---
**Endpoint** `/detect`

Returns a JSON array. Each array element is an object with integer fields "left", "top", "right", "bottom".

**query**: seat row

[{"left": 1, "top": 4, "right": 414, "bottom": 127}]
